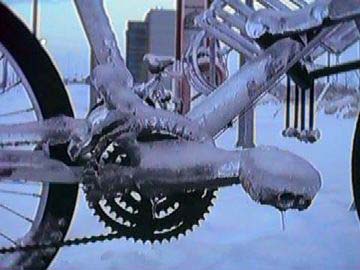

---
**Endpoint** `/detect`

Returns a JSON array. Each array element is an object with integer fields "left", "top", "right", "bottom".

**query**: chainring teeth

[
  {"left": 86, "top": 188, "right": 218, "bottom": 243},
  {"left": 83, "top": 135, "right": 219, "bottom": 243}
]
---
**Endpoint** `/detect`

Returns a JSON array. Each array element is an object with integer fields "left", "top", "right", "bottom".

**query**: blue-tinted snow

[{"left": 49, "top": 103, "right": 360, "bottom": 270}]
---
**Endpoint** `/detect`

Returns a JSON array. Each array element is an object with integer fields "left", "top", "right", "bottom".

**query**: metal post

[
  {"left": 335, "top": 54, "right": 340, "bottom": 83},
  {"left": 327, "top": 51, "right": 331, "bottom": 83},
  {"left": 209, "top": 38, "right": 217, "bottom": 87},
  {"left": 175, "top": 0, "right": 191, "bottom": 114},
  {"left": 301, "top": 87, "right": 306, "bottom": 131},
  {"left": 236, "top": 0, "right": 255, "bottom": 148},
  {"left": 32, "top": 0, "right": 39, "bottom": 37},
  {"left": 309, "top": 81, "right": 315, "bottom": 130},
  {"left": 208, "top": 0, "right": 216, "bottom": 87},
  {"left": 285, "top": 76, "right": 291, "bottom": 129},
  {"left": 89, "top": 50, "right": 98, "bottom": 109},
  {"left": 0, "top": 60, "right": 7, "bottom": 90},
  {"left": 294, "top": 84, "right": 300, "bottom": 130}
]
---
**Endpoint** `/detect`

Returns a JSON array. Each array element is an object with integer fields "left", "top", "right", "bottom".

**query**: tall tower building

[
  {"left": 126, "top": 9, "right": 176, "bottom": 86},
  {"left": 145, "top": 9, "right": 176, "bottom": 59},
  {"left": 126, "top": 21, "right": 149, "bottom": 83}
]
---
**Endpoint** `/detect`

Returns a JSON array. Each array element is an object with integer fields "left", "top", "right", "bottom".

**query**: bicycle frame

[{"left": 1, "top": 0, "right": 359, "bottom": 210}]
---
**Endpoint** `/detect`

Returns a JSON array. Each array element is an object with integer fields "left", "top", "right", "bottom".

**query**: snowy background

[{"left": 2, "top": 1, "right": 360, "bottom": 269}]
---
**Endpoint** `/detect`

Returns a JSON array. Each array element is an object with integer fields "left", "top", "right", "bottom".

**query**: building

[
  {"left": 126, "top": 9, "right": 176, "bottom": 86},
  {"left": 146, "top": 9, "right": 176, "bottom": 60},
  {"left": 126, "top": 21, "right": 149, "bottom": 84}
]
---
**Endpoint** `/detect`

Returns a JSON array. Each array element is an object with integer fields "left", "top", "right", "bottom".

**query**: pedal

[{"left": 240, "top": 145, "right": 321, "bottom": 211}]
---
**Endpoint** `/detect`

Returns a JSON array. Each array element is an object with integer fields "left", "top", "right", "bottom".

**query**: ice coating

[
  {"left": 189, "top": 38, "right": 303, "bottom": 137},
  {"left": 94, "top": 141, "right": 321, "bottom": 211},
  {"left": 245, "top": 0, "right": 360, "bottom": 39},
  {"left": 74, "top": 0, "right": 133, "bottom": 89},
  {"left": 245, "top": 0, "right": 330, "bottom": 39},
  {"left": 0, "top": 116, "right": 91, "bottom": 149},
  {"left": 239, "top": 146, "right": 321, "bottom": 211},
  {"left": 0, "top": 150, "right": 79, "bottom": 183}
]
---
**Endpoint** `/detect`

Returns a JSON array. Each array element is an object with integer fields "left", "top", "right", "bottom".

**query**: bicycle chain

[
  {"left": 0, "top": 230, "right": 129, "bottom": 254},
  {"left": 0, "top": 160, "right": 140, "bottom": 255}
]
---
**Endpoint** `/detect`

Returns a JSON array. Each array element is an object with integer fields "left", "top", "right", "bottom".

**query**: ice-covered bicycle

[{"left": 0, "top": 0, "right": 360, "bottom": 269}]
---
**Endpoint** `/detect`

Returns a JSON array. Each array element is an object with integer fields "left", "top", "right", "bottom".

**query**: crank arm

[
  {"left": 0, "top": 150, "right": 81, "bottom": 183},
  {"left": 0, "top": 142, "right": 321, "bottom": 211},
  {"left": 96, "top": 141, "right": 321, "bottom": 211}
]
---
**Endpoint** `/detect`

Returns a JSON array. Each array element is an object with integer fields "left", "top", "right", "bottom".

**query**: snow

[
  {"left": 245, "top": 1, "right": 329, "bottom": 38},
  {"left": 50, "top": 102, "right": 360, "bottom": 270}
]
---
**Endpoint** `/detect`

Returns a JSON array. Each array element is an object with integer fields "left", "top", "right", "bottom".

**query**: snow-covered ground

[{"left": 49, "top": 102, "right": 360, "bottom": 270}]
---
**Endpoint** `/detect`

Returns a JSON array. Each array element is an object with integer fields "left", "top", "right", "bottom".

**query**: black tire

[
  {"left": 352, "top": 113, "right": 360, "bottom": 220},
  {"left": 0, "top": 3, "right": 78, "bottom": 269}
]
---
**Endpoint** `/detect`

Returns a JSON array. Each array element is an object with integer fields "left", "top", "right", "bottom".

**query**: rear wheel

[
  {"left": 0, "top": 3, "right": 78, "bottom": 269},
  {"left": 352, "top": 113, "right": 360, "bottom": 220}
]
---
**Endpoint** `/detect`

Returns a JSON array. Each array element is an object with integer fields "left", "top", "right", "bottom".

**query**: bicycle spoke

[
  {"left": 0, "top": 203, "right": 33, "bottom": 223},
  {"left": 0, "top": 188, "right": 40, "bottom": 198},
  {"left": 0, "top": 107, "right": 34, "bottom": 118},
  {"left": 0, "top": 59, "right": 8, "bottom": 89},
  {"left": 0, "top": 231, "right": 17, "bottom": 246},
  {"left": 0, "top": 79, "right": 21, "bottom": 95}
]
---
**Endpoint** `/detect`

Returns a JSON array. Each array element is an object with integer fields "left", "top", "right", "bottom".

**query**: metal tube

[
  {"left": 32, "top": 0, "right": 38, "bottom": 37},
  {"left": 327, "top": 52, "right": 331, "bottom": 83},
  {"left": 256, "top": 0, "right": 289, "bottom": 11},
  {"left": 188, "top": 38, "right": 302, "bottom": 137},
  {"left": 309, "top": 81, "right": 315, "bottom": 130},
  {"left": 175, "top": 0, "right": 183, "bottom": 62},
  {"left": 209, "top": 37, "right": 217, "bottom": 86},
  {"left": 97, "top": 141, "right": 321, "bottom": 211},
  {"left": 89, "top": 49, "right": 98, "bottom": 108},
  {"left": 285, "top": 76, "right": 291, "bottom": 129},
  {"left": 73, "top": 0, "right": 133, "bottom": 88},
  {"left": 294, "top": 84, "right": 299, "bottom": 129},
  {"left": 301, "top": 87, "right": 306, "bottom": 131}
]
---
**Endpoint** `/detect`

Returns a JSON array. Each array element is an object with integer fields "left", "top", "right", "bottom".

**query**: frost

[
  {"left": 0, "top": 150, "right": 79, "bottom": 183},
  {"left": 239, "top": 146, "right": 321, "bottom": 211},
  {"left": 244, "top": 0, "right": 358, "bottom": 39},
  {"left": 0, "top": 116, "right": 91, "bottom": 148}
]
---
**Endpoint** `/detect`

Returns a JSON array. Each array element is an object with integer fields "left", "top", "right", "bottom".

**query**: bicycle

[{"left": 0, "top": 1, "right": 359, "bottom": 269}]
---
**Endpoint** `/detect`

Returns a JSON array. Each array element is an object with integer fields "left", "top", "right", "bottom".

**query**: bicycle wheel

[
  {"left": 0, "top": 3, "right": 78, "bottom": 269},
  {"left": 352, "top": 113, "right": 360, "bottom": 220}
]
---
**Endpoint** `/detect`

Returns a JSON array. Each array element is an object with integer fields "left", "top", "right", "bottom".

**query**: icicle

[
  {"left": 151, "top": 198, "right": 158, "bottom": 219},
  {"left": 280, "top": 211, "right": 286, "bottom": 231},
  {"left": 349, "top": 201, "right": 356, "bottom": 212}
]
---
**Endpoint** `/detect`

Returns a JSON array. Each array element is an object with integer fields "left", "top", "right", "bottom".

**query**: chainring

[{"left": 84, "top": 139, "right": 218, "bottom": 243}]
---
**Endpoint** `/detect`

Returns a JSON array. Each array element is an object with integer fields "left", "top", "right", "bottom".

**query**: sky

[{"left": 2, "top": 0, "right": 176, "bottom": 79}]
